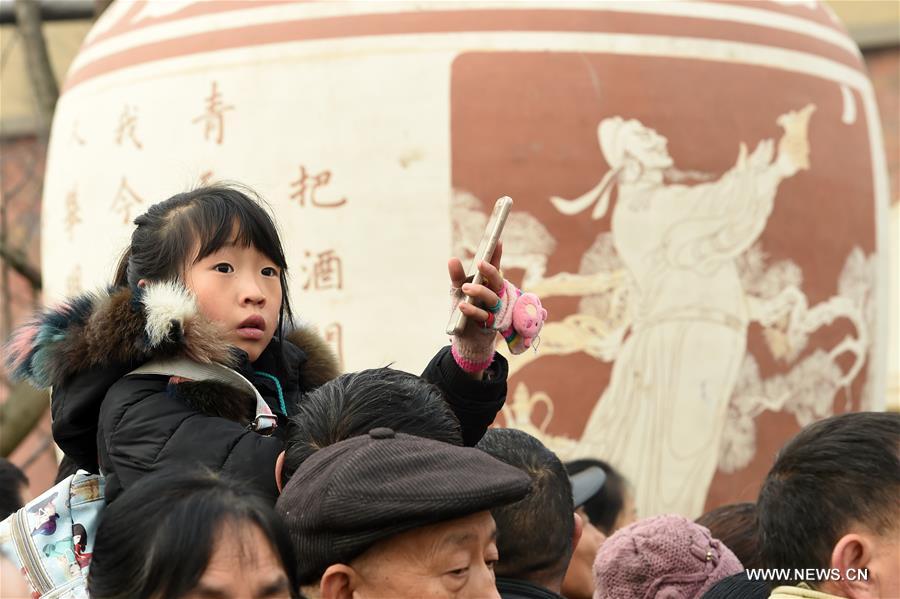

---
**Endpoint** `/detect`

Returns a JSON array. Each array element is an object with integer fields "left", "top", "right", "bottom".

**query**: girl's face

[{"left": 185, "top": 243, "right": 283, "bottom": 363}]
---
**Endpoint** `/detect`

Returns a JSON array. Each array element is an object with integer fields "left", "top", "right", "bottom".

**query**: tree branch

[
  {"left": 0, "top": 235, "right": 42, "bottom": 290},
  {"left": 14, "top": 0, "right": 58, "bottom": 139},
  {"left": 0, "top": 382, "right": 50, "bottom": 457}
]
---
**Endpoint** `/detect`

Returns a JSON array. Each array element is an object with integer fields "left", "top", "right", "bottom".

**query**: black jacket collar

[{"left": 496, "top": 577, "right": 566, "bottom": 599}]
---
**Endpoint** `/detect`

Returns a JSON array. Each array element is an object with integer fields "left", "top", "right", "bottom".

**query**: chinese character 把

[
  {"left": 301, "top": 249, "right": 343, "bottom": 291},
  {"left": 115, "top": 105, "right": 143, "bottom": 149},
  {"left": 112, "top": 177, "right": 144, "bottom": 224},
  {"left": 192, "top": 81, "right": 234, "bottom": 145},
  {"left": 290, "top": 165, "right": 347, "bottom": 208}
]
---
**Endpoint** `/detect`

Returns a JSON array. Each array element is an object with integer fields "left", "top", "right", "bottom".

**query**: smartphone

[{"left": 446, "top": 196, "right": 513, "bottom": 336}]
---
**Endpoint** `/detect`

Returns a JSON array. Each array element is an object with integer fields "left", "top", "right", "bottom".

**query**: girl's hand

[{"left": 447, "top": 242, "right": 504, "bottom": 381}]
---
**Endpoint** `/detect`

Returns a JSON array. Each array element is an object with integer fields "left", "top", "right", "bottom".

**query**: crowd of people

[{"left": 1, "top": 185, "right": 898, "bottom": 599}]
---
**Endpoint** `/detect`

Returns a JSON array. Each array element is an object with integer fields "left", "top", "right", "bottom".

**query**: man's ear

[
  {"left": 275, "top": 451, "right": 285, "bottom": 493},
  {"left": 320, "top": 564, "right": 358, "bottom": 599},
  {"left": 829, "top": 533, "right": 875, "bottom": 599},
  {"left": 573, "top": 512, "right": 584, "bottom": 550}
]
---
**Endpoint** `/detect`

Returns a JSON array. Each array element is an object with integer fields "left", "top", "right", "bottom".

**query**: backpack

[
  {"left": 0, "top": 470, "right": 103, "bottom": 598},
  {"left": 0, "top": 359, "right": 274, "bottom": 598}
]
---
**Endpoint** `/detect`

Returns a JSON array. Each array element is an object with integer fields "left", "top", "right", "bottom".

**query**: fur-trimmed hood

[
  {"left": 6, "top": 281, "right": 340, "bottom": 390},
  {"left": 6, "top": 282, "right": 340, "bottom": 476}
]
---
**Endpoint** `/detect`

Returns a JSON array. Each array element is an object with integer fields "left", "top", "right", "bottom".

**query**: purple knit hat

[{"left": 592, "top": 515, "right": 743, "bottom": 599}]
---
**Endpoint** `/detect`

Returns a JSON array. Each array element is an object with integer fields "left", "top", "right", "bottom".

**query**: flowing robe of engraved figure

[{"left": 566, "top": 109, "right": 812, "bottom": 518}]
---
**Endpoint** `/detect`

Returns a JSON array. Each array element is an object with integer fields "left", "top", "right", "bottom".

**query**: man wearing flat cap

[{"left": 275, "top": 427, "right": 531, "bottom": 599}]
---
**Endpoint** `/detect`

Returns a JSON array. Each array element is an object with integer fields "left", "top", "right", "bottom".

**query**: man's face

[
  {"left": 849, "top": 528, "right": 900, "bottom": 599},
  {"left": 822, "top": 520, "right": 900, "bottom": 599},
  {"left": 625, "top": 126, "right": 674, "bottom": 171},
  {"left": 562, "top": 509, "right": 607, "bottom": 599},
  {"left": 870, "top": 534, "right": 900, "bottom": 599},
  {"left": 348, "top": 511, "right": 501, "bottom": 599}
]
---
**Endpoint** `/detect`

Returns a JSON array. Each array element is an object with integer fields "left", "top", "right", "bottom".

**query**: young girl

[{"left": 6, "top": 185, "right": 524, "bottom": 503}]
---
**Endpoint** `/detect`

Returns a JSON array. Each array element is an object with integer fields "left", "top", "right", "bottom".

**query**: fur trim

[
  {"left": 141, "top": 281, "right": 198, "bottom": 348},
  {"left": 286, "top": 327, "right": 341, "bottom": 391},
  {"left": 173, "top": 380, "right": 256, "bottom": 425},
  {"left": 5, "top": 283, "right": 234, "bottom": 389},
  {"left": 138, "top": 281, "right": 233, "bottom": 366},
  {"left": 6, "top": 290, "right": 109, "bottom": 389},
  {"left": 5, "top": 282, "right": 340, "bottom": 391}
]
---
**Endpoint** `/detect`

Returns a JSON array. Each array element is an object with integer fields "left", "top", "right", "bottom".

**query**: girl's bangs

[{"left": 188, "top": 198, "right": 287, "bottom": 269}]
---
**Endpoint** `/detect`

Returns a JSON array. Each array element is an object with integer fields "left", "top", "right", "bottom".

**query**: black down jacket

[{"left": 6, "top": 282, "right": 507, "bottom": 503}]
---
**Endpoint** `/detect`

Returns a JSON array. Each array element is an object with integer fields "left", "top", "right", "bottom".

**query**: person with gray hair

[{"left": 276, "top": 428, "right": 531, "bottom": 599}]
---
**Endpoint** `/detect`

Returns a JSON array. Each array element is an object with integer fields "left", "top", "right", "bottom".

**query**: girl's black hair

[
  {"left": 87, "top": 470, "right": 301, "bottom": 599},
  {"left": 564, "top": 458, "right": 627, "bottom": 535},
  {"left": 113, "top": 183, "right": 294, "bottom": 340}
]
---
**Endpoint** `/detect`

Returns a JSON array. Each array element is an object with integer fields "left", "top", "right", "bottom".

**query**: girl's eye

[
  {"left": 261, "top": 266, "right": 279, "bottom": 277},
  {"left": 214, "top": 263, "right": 234, "bottom": 273}
]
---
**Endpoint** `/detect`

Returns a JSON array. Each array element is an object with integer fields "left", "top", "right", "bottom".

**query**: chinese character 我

[{"left": 115, "top": 105, "right": 143, "bottom": 149}]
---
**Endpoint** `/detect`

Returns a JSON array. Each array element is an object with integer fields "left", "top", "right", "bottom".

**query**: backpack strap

[{"left": 127, "top": 359, "right": 278, "bottom": 434}]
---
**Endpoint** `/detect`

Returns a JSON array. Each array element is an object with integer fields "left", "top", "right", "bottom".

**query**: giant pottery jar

[{"left": 43, "top": 0, "right": 890, "bottom": 517}]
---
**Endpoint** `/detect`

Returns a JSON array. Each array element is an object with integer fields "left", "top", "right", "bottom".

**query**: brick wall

[{"left": 0, "top": 136, "right": 55, "bottom": 495}]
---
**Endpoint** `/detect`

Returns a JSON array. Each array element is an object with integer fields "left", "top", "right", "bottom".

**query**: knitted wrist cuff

[
  {"left": 451, "top": 325, "right": 497, "bottom": 359},
  {"left": 451, "top": 344, "right": 496, "bottom": 373},
  {"left": 492, "top": 280, "right": 519, "bottom": 332}
]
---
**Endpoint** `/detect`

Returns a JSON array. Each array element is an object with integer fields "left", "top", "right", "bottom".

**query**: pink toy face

[{"left": 514, "top": 295, "right": 547, "bottom": 337}]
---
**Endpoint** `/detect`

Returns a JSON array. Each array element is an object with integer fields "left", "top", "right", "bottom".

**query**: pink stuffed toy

[
  {"left": 450, "top": 278, "right": 549, "bottom": 372},
  {"left": 500, "top": 291, "right": 548, "bottom": 354}
]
